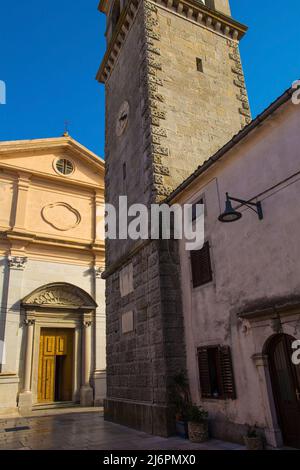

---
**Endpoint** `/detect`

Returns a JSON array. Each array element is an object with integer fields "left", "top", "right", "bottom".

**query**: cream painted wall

[
  {"left": 0, "top": 137, "right": 106, "bottom": 414},
  {"left": 26, "top": 183, "right": 94, "bottom": 241},
  {"left": 0, "top": 174, "right": 14, "bottom": 229},
  {"left": 0, "top": 258, "right": 106, "bottom": 411},
  {"left": 177, "top": 101, "right": 300, "bottom": 445}
]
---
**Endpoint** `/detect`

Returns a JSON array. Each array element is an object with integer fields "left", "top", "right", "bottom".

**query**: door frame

[
  {"left": 37, "top": 327, "right": 75, "bottom": 404},
  {"left": 238, "top": 304, "right": 300, "bottom": 448},
  {"left": 19, "top": 282, "right": 97, "bottom": 413},
  {"left": 31, "top": 313, "right": 81, "bottom": 405},
  {"left": 267, "top": 333, "right": 300, "bottom": 448}
]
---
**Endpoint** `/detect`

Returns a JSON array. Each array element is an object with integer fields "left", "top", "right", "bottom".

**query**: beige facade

[
  {"left": 170, "top": 91, "right": 300, "bottom": 448},
  {"left": 0, "top": 136, "right": 106, "bottom": 415}
]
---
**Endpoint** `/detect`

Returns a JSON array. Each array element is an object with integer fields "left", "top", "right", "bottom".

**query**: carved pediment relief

[
  {"left": 22, "top": 283, "right": 97, "bottom": 309},
  {"left": 30, "top": 289, "right": 83, "bottom": 306},
  {"left": 42, "top": 202, "right": 81, "bottom": 231}
]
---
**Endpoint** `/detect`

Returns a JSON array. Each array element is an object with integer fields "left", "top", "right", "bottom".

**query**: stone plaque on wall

[
  {"left": 119, "top": 263, "right": 134, "bottom": 297},
  {"left": 121, "top": 311, "right": 134, "bottom": 334}
]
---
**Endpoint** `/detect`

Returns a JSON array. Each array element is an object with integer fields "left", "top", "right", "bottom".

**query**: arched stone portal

[{"left": 18, "top": 283, "right": 97, "bottom": 415}]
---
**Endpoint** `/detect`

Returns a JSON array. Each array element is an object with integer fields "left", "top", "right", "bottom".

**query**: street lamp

[{"left": 218, "top": 193, "right": 263, "bottom": 223}]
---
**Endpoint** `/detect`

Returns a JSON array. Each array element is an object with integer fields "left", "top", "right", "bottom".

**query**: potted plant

[
  {"left": 171, "top": 373, "right": 190, "bottom": 439},
  {"left": 187, "top": 404, "right": 209, "bottom": 443},
  {"left": 174, "top": 399, "right": 189, "bottom": 439},
  {"left": 243, "top": 426, "right": 264, "bottom": 450}
]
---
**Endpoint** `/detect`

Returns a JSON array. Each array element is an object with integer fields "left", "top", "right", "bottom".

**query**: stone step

[{"left": 33, "top": 401, "right": 77, "bottom": 411}]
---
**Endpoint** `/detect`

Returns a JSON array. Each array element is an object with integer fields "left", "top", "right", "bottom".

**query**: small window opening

[
  {"left": 192, "top": 198, "right": 204, "bottom": 221},
  {"left": 196, "top": 57, "right": 204, "bottom": 73}
]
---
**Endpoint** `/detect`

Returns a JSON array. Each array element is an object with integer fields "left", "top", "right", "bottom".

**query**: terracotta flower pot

[
  {"left": 188, "top": 420, "right": 209, "bottom": 443},
  {"left": 243, "top": 436, "right": 264, "bottom": 450}
]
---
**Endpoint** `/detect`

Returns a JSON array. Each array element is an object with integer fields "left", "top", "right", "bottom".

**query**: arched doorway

[
  {"left": 267, "top": 334, "right": 300, "bottom": 448},
  {"left": 18, "top": 282, "right": 97, "bottom": 414}
]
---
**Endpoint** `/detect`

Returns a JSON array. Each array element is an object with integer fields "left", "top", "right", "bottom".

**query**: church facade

[{"left": 0, "top": 136, "right": 106, "bottom": 415}]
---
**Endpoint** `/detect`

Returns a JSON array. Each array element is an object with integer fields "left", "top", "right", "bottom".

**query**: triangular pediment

[{"left": 0, "top": 136, "right": 104, "bottom": 188}]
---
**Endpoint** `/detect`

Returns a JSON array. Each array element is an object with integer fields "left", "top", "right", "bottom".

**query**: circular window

[{"left": 55, "top": 159, "right": 74, "bottom": 176}]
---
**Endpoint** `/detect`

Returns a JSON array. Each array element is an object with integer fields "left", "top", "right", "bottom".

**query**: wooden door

[
  {"left": 268, "top": 334, "right": 300, "bottom": 448},
  {"left": 38, "top": 329, "right": 73, "bottom": 403},
  {"left": 39, "top": 356, "right": 55, "bottom": 402}
]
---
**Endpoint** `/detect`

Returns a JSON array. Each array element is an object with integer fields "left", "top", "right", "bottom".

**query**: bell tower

[{"left": 97, "top": 0, "right": 249, "bottom": 435}]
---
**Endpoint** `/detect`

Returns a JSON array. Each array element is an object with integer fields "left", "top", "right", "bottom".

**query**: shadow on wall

[{"left": 0, "top": 258, "right": 10, "bottom": 345}]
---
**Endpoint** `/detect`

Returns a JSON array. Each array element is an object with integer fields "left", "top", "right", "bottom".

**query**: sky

[{"left": 0, "top": 0, "right": 299, "bottom": 157}]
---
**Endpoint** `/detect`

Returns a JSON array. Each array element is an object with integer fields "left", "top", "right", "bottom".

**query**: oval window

[{"left": 55, "top": 159, "right": 74, "bottom": 176}]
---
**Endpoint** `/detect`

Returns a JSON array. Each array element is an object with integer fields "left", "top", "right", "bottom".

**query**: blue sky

[{"left": 0, "top": 0, "right": 299, "bottom": 157}]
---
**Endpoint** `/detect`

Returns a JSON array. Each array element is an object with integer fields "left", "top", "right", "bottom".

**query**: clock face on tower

[{"left": 116, "top": 101, "right": 130, "bottom": 137}]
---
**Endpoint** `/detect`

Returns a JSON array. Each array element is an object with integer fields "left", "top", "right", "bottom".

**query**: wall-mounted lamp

[{"left": 218, "top": 193, "right": 263, "bottom": 223}]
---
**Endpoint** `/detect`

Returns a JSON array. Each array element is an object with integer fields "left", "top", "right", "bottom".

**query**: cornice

[
  {"left": 97, "top": 0, "right": 247, "bottom": 84},
  {"left": 0, "top": 163, "right": 105, "bottom": 193},
  {"left": 1, "top": 230, "right": 105, "bottom": 254},
  {"left": 97, "top": 0, "right": 140, "bottom": 83},
  {"left": 155, "top": 0, "right": 247, "bottom": 37}
]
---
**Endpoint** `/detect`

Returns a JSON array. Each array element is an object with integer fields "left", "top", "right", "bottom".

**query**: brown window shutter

[
  {"left": 190, "top": 241, "right": 212, "bottom": 288},
  {"left": 219, "top": 346, "right": 236, "bottom": 399},
  {"left": 198, "top": 347, "right": 211, "bottom": 398}
]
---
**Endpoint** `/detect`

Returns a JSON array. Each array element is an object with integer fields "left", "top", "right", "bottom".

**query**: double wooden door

[
  {"left": 38, "top": 328, "right": 74, "bottom": 403},
  {"left": 268, "top": 334, "right": 300, "bottom": 448}
]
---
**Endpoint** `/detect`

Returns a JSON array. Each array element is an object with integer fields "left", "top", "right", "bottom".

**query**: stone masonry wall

[
  {"left": 142, "top": 0, "right": 251, "bottom": 198},
  {"left": 105, "top": 237, "right": 186, "bottom": 435},
  {"left": 103, "top": 0, "right": 250, "bottom": 435},
  {"left": 106, "top": 237, "right": 185, "bottom": 399},
  {"left": 104, "top": 2, "right": 150, "bottom": 265}
]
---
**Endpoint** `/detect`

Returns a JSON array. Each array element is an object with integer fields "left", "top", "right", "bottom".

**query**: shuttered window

[
  {"left": 190, "top": 241, "right": 212, "bottom": 288},
  {"left": 198, "top": 345, "right": 236, "bottom": 400}
]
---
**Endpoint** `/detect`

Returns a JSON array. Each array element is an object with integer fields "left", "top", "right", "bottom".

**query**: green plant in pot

[
  {"left": 187, "top": 404, "right": 209, "bottom": 443},
  {"left": 243, "top": 426, "right": 264, "bottom": 450}
]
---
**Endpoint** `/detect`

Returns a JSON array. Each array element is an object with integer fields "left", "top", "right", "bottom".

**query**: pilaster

[
  {"left": 80, "top": 312, "right": 94, "bottom": 406},
  {"left": 93, "top": 267, "right": 107, "bottom": 405},
  {"left": 13, "top": 173, "right": 31, "bottom": 231},
  {"left": 252, "top": 353, "right": 283, "bottom": 448},
  {"left": 1, "top": 256, "right": 27, "bottom": 375},
  {"left": 18, "top": 316, "right": 35, "bottom": 415}
]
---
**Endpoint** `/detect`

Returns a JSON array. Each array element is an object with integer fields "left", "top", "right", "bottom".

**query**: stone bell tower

[{"left": 97, "top": 0, "right": 249, "bottom": 435}]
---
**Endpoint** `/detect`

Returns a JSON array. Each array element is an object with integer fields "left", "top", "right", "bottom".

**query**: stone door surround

[{"left": 18, "top": 282, "right": 97, "bottom": 415}]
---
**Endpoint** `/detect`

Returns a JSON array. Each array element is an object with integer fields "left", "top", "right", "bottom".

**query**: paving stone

[{"left": 0, "top": 409, "right": 244, "bottom": 450}]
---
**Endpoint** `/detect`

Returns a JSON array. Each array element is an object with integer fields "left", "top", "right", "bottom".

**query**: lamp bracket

[{"left": 226, "top": 193, "right": 263, "bottom": 220}]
